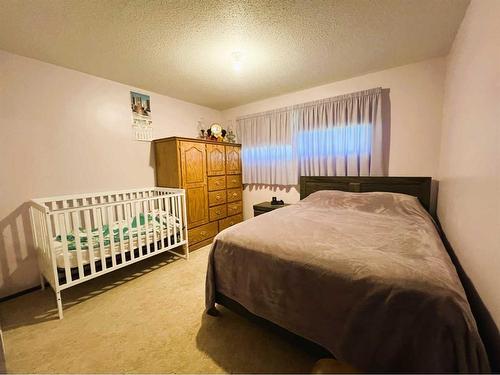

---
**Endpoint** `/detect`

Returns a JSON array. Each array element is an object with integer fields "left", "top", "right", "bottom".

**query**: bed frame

[
  {"left": 214, "top": 176, "right": 433, "bottom": 354},
  {"left": 300, "top": 176, "right": 432, "bottom": 211}
]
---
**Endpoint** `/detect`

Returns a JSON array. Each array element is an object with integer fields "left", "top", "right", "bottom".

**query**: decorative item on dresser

[
  {"left": 253, "top": 201, "right": 291, "bottom": 217},
  {"left": 154, "top": 137, "right": 243, "bottom": 250}
]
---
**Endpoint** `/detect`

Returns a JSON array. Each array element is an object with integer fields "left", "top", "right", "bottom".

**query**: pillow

[{"left": 301, "top": 189, "right": 423, "bottom": 216}]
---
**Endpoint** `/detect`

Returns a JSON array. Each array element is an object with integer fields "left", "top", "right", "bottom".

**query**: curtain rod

[{"left": 236, "top": 87, "right": 382, "bottom": 121}]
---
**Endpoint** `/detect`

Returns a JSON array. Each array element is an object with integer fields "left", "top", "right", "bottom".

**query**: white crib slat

[
  {"left": 61, "top": 199, "right": 71, "bottom": 235},
  {"left": 58, "top": 213, "right": 72, "bottom": 283},
  {"left": 130, "top": 202, "right": 137, "bottom": 260},
  {"left": 42, "top": 212, "right": 54, "bottom": 279},
  {"left": 175, "top": 195, "right": 182, "bottom": 243},
  {"left": 37, "top": 212, "right": 45, "bottom": 258},
  {"left": 93, "top": 207, "right": 107, "bottom": 270},
  {"left": 125, "top": 203, "right": 134, "bottom": 261},
  {"left": 151, "top": 197, "right": 158, "bottom": 252},
  {"left": 52, "top": 207, "right": 60, "bottom": 238},
  {"left": 71, "top": 211, "right": 84, "bottom": 279},
  {"left": 171, "top": 196, "right": 176, "bottom": 246},
  {"left": 135, "top": 201, "right": 143, "bottom": 258},
  {"left": 33, "top": 211, "right": 41, "bottom": 254},
  {"left": 106, "top": 206, "right": 117, "bottom": 267},
  {"left": 117, "top": 203, "right": 126, "bottom": 262},
  {"left": 151, "top": 198, "right": 158, "bottom": 253},
  {"left": 141, "top": 199, "right": 148, "bottom": 254},
  {"left": 142, "top": 200, "right": 151, "bottom": 255},
  {"left": 158, "top": 197, "right": 165, "bottom": 251},
  {"left": 83, "top": 209, "right": 96, "bottom": 275},
  {"left": 181, "top": 194, "right": 186, "bottom": 244},
  {"left": 165, "top": 196, "right": 171, "bottom": 248},
  {"left": 29, "top": 209, "right": 39, "bottom": 249},
  {"left": 176, "top": 195, "right": 183, "bottom": 243},
  {"left": 44, "top": 213, "right": 52, "bottom": 265},
  {"left": 172, "top": 195, "right": 177, "bottom": 245},
  {"left": 181, "top": 193, "right": 189, "bottom": 259}
]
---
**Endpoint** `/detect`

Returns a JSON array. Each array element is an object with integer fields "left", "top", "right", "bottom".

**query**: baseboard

[{"left": 0, "top": 283, "right": 48, "bottom": 303}]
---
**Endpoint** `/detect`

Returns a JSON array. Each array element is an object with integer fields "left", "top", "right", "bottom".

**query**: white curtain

[
  {"left": 236, "top": 87, "right": 385, "bottom": 185},
  {"left": 237, "top": 108, "right": 298, "bottom": 185},
  {"left": 295, "top": 88, "right": 384, "bottom": 177}
]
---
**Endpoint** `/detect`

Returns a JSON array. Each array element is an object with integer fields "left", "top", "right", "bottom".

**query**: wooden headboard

[{"left": 300, "top": 176, "right": 432, "bottom": 211}]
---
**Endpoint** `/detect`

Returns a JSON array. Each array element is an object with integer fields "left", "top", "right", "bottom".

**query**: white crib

[{"left": 29, "top": 187, "right": 188, "bottom": 319}]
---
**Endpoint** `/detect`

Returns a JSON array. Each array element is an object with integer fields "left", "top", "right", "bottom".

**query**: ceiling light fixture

[{"left": 231, "top": 51, "right": 243, "bottom": 72}]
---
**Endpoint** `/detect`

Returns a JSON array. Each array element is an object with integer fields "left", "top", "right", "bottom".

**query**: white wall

[
  {"left": 438, "top": 0, "right": 500, "bottom": 326},
  {"left": 222, "top": 58, "right": 446, "bottom": 219},
  {"left": 0, "top": 50, "right": 220, "bottom": 297}
]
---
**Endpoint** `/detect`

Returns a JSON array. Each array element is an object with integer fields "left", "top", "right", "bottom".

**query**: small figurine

[
  {"left": 197, "top": 118, "right": 206, "bottom": 139},
  {"left": 218, "top": 129, "right": 227, "bottom": 142},
  {"left": 205, "top": 129, "right": 215, "bottom": 141},
  {"left": 226, "top": 129, "right": 236, "bottom": 143}
]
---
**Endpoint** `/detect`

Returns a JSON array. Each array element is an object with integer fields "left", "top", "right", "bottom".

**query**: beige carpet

[{"left": 0, "top": 245, "right": 324, "bottom": 373}]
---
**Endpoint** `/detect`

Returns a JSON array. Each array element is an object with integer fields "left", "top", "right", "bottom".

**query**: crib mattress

[{"left": 53, "top": 212, "right": 180, "bottom": 269}]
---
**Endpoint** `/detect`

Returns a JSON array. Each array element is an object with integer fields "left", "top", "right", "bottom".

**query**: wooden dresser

[{"left": 153, "top": 137, "right": 243, "bottom": 250}]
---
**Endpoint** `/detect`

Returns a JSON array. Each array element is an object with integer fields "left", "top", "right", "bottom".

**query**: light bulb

[{"left": 231, "top": 51, "right": 243, "bottom": 72}]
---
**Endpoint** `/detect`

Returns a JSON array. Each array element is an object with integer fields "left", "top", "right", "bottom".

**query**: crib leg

[
  {"left": 56, "top": 291, "right": 63, "bottom": 320},
  {"left": 39, "top": 272, "right": 45, "bottom": 290},
  {"left": 184, "top": 243, "right": 189, "bottom": 260}
]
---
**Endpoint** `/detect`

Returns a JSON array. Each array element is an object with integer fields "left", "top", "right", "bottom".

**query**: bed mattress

[{"left": 205, "top": 190, "right": 489, "bottom": 372}]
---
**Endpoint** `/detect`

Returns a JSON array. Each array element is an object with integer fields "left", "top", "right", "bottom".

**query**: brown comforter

[{"left": 205, "top": 190, "right": 489, "bottom": 372}]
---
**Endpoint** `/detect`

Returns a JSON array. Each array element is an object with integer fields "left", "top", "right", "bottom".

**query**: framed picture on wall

[{"left": 130, "top": 91, "right": 153, "bottom": 141}]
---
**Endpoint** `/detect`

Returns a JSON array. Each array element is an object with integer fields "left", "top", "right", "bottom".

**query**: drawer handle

[
  {"left": 215, "top": 181, "right": 220, "bottom": 185},
  {"left": 216, "top": 210, "right": 221, "bottom": 215},
  {"left": 232, "top": 193, "right": 237, "bottom": 197},
  {"left": 232, "top": 179, "right": 237, "bottom": 183},
  {"left": 216, "top": 195, "right": 220, "bottom": 199},
  {"left": 200, "top": 231, "right": 207, "bottom": 236},
  {"left": 230, "top": 221, "right": 234, "bottom": 225}
]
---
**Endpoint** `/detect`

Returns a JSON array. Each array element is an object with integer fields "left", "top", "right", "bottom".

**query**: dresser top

[{"left": 153, "top": 136, "right": 241, "bottom": 147}]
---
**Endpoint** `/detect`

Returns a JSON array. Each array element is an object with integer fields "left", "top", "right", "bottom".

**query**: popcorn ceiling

[{"left": 0, "top": 0, "right": 469, "bottom": 109}]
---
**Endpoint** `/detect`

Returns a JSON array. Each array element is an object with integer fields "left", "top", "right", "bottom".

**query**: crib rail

[
  {"left": 29, "top": 187, "right": 188, "bottom": 319},
  {"left": 30, "top": 204, "right": 57, "bottom": 290},
  {"left": 32, "top": 187, "right": 179, "bottom": 211}
]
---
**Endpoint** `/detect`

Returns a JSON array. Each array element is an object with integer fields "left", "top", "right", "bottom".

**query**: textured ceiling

[{"left": 0, "top": 0, "right": 469, "bottom": 110}]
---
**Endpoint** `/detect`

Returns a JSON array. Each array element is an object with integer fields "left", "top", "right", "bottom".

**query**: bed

[{"left": 205, "top": 177, "right": 489, "bottom": 372}]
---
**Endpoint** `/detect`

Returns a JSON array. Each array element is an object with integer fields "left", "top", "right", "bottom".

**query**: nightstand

[{"left": 253, "top": 201, "right": 291, "bottom": 217}]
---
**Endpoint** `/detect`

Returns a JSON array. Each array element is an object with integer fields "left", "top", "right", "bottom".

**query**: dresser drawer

[
  {"left": 227, "top": 188, "right": 242, "bottom": 203},
  {"left": 227, "top": 201, "right": 242, "bottom": 216},
  {"left": 188, "top": 222, "right": 218, "bottom": 244},
  {"left": 208, "top": 190, "right": 227, "bottom": 207},
  {"left": 226, "top": 174, "right": 242, "bottom": 189},
  {"left": 219, "top": 214, "right": 243, "bottom": 231},
  {"left": 208, "top": 176, "right": 226, "bottom": 191},
  {"left": 209, "top": 204, "right": 227, "bottom": 221}
]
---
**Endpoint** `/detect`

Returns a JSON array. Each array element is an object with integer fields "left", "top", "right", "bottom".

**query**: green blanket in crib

[{"left": 55, "top": 213, "right": 170, "bottom": 251}]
